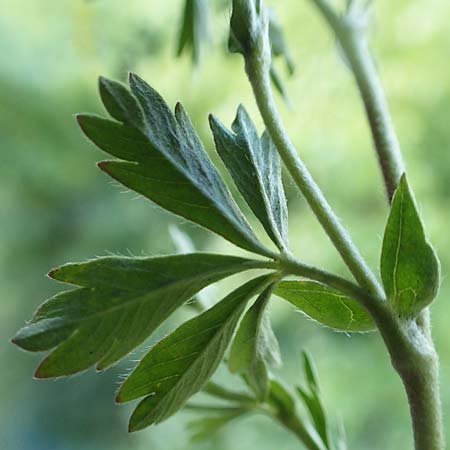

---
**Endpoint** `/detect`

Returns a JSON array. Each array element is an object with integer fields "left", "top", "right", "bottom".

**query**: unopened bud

[{"left": 229, "top": 0, "right": 270, "bottom": 66}]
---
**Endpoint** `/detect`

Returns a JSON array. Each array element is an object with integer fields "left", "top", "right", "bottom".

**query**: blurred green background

[{"left": 1, "top": 0, "right": 449, "bottom": 449}]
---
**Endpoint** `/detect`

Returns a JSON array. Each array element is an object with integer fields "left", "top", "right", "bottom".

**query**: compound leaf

[
  {"left": 79, "top": 74, "right": 271, "bottom": 257},
  {"left": 228, "top": 284, "right": 281, "bottom": 399},
  {"left": 275, "top": 281, "right": 375, "bottom": 332},
  {"left": 12, "top": 254, "right": 266, "bottom": 376},
  {"left": 380, "top": 174, "right": 440, "bottom": 316},
  {"left": 117, "top": 275, "right": 273, "bottom": 431},
  {"left": 210, "top": 106, "right": 288, "bottom": 250}
]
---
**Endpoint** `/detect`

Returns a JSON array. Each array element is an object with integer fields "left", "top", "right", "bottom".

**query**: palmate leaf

[
  {"left": 275, "top": 281, "right": 375, "bottom": 332},
  {"left": 210, "top": 106, "right": 288, "bottom": 250},
  {"left": 116, "top": 275, "right": 274, "bottom": 431},
  {"left": 78, "top": 74, "right": 272, "bottom": 258},
  {"left": 177, "top": 0, "right": 210, "bottom": 66},
  {"left": 228, "top": 284, "right": 281, "bottom": 400},
  {"left": 380, "top": 174, "right": 440, "bottom": 316},
  {"left": 12, "top": 254, "right": 269, "bottom": 377}
]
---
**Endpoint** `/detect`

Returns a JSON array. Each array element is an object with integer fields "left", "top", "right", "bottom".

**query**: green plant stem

[
  {"left": 371, "top": 306, "right": 445, "bottom": 450},
  {"left": 309, "top": 0, "right": 405, "bottom": 202},
  {"left": 243, "top": 9, "right": 445, "bottom": 446},
  {"left": 307, "top": 2, "right": 444, "bottom": 447},
  {"left": 279, "top": 247, "right": 443, "bottom": 449},
  {"left": 245, "top": 54, "right": 383, "bottom": 300},
  {"left": 277, "top": 254, "right": 378, "bottom": 309}
]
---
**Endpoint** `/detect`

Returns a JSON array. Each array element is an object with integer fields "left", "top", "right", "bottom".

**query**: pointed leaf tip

[
  {"left": 17, "top": 254, "right": 262, "bottom": 378},
  {"left": 381, "top": 174, "right": 440, "bottom": 316},
  {"left": 211, "top": 107, "right": 288, "bottom": 250},
  {"left": 47, "top": 269, "right": 58, "bottom": 279},
  {"left": 97, "top": 161, "right": 110, "bottom": 171}
]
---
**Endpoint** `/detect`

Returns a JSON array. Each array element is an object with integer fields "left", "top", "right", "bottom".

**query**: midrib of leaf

[
  {"left": 118, "top": 126, "right": 266, "bottom": 254},
  {"left": 45, "top": 261, "right": 269, "bottom": 323},
  {"left": 131, "top": 97, "right": 255, "bottom": 243},
  {"left": 392, "top": 185, "right": 405, "bottom": 301},
  {"left": 133, "top": 313, "right": 240, "bottom": 427}
]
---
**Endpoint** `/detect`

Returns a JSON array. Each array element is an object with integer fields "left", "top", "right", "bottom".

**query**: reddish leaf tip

[
  {"left": 47, "top": 269, "right": 58, "bottom": 279},
  {"left": 33, "top": 365, "right": 47, "bottom": 379},
  {"left": 97, "top": 161, "right": 111, "bottom": 172}
]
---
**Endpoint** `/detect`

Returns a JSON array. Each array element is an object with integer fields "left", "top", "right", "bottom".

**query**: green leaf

[
  {"left": 302, "top": 351, "right": 318, "bottom": 391},
  {"left": 79, "top": 74, "right": 272, "bottom": 257},
  {"left": 380, "top": 174, "right": 440, "bottom": 316},
  {"left": 269, "top": 379, "right": 327, "bottom": 450},
  {"left": 210, "top": 106, "right": 288, "bottom": 250},
  {"left": 275, "top": 281, "right": 375, "bottom": 332},
  {"left": 228, "top": 284, "right": 281, "bottom": 400},
  {"left": 268, "top": 379, "right": 297, "bottom": 417},
  {"left": 117, "top": 275, "right": 273, "bottom": 431},
  {"left": 98, "top": 77, "right": 146, "bottom": 130},
  {"left": 297, "top": 354, "right": 329, "bottom": 448},
  {"left": 177, "top": 0, "right": 210, "bottom": 66},
  {"left": 297, "top": 385, "right": 329, "bottom": 449},
  {"left": 12, "top": 254, "right": 267, "bottom": 376}
]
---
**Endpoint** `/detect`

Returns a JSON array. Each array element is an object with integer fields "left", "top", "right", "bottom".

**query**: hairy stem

[
  {"left": 277, "top": 253, "right": 378, "bottom": 309},
  {"left": 309, "top": 0, "right": 405, "bottom": 201},
  {"left": 245, "top": 54, "right": 383, "bottom": 300},
  {"left": 373, "top": 307, "right": 445, "bottom": 450},
  {"left": 308, "top": 2, "right": 444, "bottom": 447}
]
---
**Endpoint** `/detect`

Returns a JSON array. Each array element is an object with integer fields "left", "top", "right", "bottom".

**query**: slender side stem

[
  {"left": 245, "top": 54, "right": 383, "bottom": 300},
  {"left": 277, "top": 254, "right": 378, "bottom": 309},
  {"left": 309, "top": 0, "right": 405, "bottom": 201}
]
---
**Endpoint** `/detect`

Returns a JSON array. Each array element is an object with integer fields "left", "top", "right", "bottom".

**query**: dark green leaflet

[
  {"left": 117, "top": 275, "right": 274, "bottom": 431},
  {"left": 13, "top": 254, "right": 268, "bottom": 376},
  {"left": 210, "top": 106, "right": 288, "bottom": 249},
  {"left": 78, "top": 74, "right": 272, "bottom": 257}
]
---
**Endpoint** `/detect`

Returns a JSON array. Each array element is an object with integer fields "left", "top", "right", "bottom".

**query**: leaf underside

[
  {"left": 380, "top": 174, "right": 440, "bottom": 316},
  {"left": 228, "top": 284, "right": 281, "bottom": 399},
  {"left": 116, "top": 275, "right": 273, "bottom": 431},
  {"left": 12, "top": 253, "right": 264, "bottom": 377},
  {"left": 78, "top": 74, "right": 271, "bottom": 257},
  {"left": 210, "top": 106, "right": 288, "bottom": 250},
  {"left": 275, "top": 281, "right": 375, "bottom": 332}
]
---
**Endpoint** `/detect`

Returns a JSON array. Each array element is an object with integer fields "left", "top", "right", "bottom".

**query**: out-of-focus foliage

[{"left": 1, "top": 1, "right": 449, "bottom": 450}]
